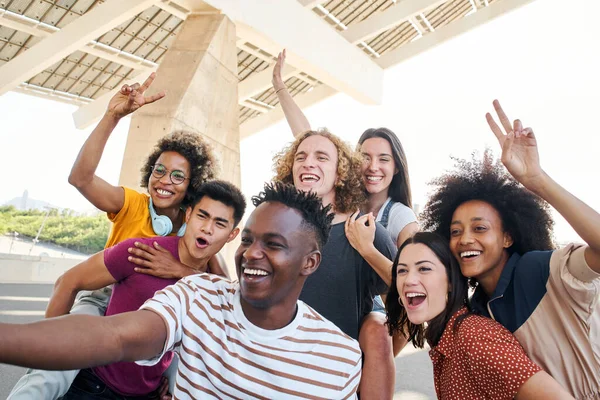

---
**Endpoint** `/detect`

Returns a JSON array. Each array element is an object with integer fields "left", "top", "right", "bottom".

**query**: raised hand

[
  {"left": 272, "top": 49, "right": 287, "bottom": 91},
  {"left": 106, "top": 73, "right": 166, "bottom": 119},
  {"left": 486, "top": 100, "right": 544, "bottom": 189}
]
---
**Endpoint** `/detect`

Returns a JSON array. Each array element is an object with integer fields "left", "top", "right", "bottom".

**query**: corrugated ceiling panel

[
  {"left": 0, "top": 42, "right": 20, "bottom": 61},
  {"left": 237, "top": 50, "right": 270, "bottom": 82},
  {"left": 39, "top": 4, "right": 67, "bottom": 26},
  {"left": 4, "top": 0, "right": 33, "bottom": 14},
  {"left": 22, "top": 1, "right": 53, "bottom": 20},
  {"left": 239, "top": 106, "right": 261, "bottom": 124}
]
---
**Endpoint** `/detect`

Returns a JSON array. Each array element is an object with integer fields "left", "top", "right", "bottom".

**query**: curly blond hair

[{"left": 273, "top": 129, "right": 366, "bottom": 214}]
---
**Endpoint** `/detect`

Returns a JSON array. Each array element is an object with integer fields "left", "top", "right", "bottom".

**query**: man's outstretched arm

[{"left": 0, "top": 310, "right": 166, "bottom": 371}]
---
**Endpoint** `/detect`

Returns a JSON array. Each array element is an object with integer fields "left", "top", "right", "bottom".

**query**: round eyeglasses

[{"left": 151, "top": 164, "right": 189, "bottom": 185}]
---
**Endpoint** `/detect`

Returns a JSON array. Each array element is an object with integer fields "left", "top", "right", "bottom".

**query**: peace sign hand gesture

[
  {"left": 486, "top": 100, "right": 545, "bottom": 190},
  {"left": 106, "top": 72, "right": 166, "bottom": 119}
]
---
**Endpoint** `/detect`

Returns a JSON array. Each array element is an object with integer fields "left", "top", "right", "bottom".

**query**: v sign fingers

[
  {"left": 493, "top": 99, "right": 513, "bottom": 133},
  {"left": 144, "top": 90, "right": 166, "bottom": 105},
  {"left": 106, "top": 72, "right": 165, "bottom": 119},
  {"left": 486, "top": 112, "right": 505, "bottom": 145},
  {"left": 139, "top": 72, "right": 157, "bottom": 94}
]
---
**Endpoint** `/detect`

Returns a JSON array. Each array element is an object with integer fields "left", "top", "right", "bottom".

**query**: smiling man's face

[
  {"left": 292, "top": 135, "right": 339, "bottom": 208},
  {"left": 235, "top": 201, "right": 315, "bottom": 309}
]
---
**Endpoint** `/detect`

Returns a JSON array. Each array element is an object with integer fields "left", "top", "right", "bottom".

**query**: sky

[{"left": 1, "top": 0, "right": 599, "bottom": 243}]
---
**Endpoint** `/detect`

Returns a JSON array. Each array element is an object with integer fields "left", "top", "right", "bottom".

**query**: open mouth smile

[
  {"left": 459, "top": 250, "right": 482, "bottom": 261},
  {"left": 299, "top": 173, "right": 320, "bottom": 183},
  {"left": 405, "top": 292, "right": 427, "bottom": 309},
  {"left": 241, "top": 267, "right": 272, "bottom": 282},
  {"left": 155, "top": 187, "right": 175, "bottom": 197},
  {"left": 365, "top": 175, "right": 383, "bottom": 183}
]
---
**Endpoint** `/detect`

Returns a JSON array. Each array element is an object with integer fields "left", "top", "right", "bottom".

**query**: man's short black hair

[
  {"left": 252, "top": 182, "right": 333, "bottom": 250},
  {"left": 190, "top": 180, "right": 246, "bottom": 227}
]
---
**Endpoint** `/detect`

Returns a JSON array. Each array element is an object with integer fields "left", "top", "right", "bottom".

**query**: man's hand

[
  {"left": 106, "top": 73, "right": 165, "bottom": 120},
  {"left": 129, "top": 241, "right": 198, "bottom": 279}
]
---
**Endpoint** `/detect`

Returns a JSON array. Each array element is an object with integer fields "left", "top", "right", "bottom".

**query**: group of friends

[{"left": 0, "top": 50, "right": 598, "bottom": 400}]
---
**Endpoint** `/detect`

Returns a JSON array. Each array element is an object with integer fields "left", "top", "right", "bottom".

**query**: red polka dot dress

[{"left": 429, "top": 307, "right": 542, "bottom": 399}]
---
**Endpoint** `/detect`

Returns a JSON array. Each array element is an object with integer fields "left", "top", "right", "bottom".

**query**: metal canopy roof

[{"left": 0, "top": 0, "right": 532, "bottom": 136}]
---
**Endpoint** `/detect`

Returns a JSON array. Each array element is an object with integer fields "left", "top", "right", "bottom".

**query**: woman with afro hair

[
  {"left": 421, "top": 100, "right": 600, "bottom": 399},
  {"left": 68, "top": 73, "right": 227, "bottom": 277}
]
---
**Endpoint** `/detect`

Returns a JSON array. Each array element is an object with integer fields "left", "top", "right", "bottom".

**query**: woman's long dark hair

[
  {"left": 358, "top": 127, "right": 413, "bottom": 208},
  {"left": 385, "top": 232, "right": 470, "bottom": 348}
]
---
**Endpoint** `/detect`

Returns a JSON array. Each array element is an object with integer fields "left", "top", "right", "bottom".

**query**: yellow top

[{"left": 105, "top": 187, "right": 181, "bottom": 248}]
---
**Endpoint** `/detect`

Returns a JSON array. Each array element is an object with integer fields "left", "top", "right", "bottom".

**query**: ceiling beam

[
  {"left": 14, "top": 83, "right": 92, "bottom": 107},
  {"left": 0, "top": 9, "right": 157, "bottom": 72},
  {"left": 240, "top": 84, "right": 336, "bottom": 139},
  {"left": 202, "top": 0, "right": 383, "bottom": 105},
  {"left": 0, "top": 0, "right": 157, "bottom": 97},
  {"left": 298, "top": 0, "right": 329, "bottom": 8},
  {"left": 154, "top": 0, "right": 190, "bottom": 20},
  {"left": 169, "top": 0, "right": 219, "bottom": 13},
  {"left": 342, "top": 0, "right": 447, "bottom": 44},
  {"left": 377, "top": 0, "right": 538, "bottom": 69}
]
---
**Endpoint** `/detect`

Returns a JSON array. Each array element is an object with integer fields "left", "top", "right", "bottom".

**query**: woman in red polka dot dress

[
  {"left": 386, "top": 232, "right": 573, "bottom": 399},
  {"left": 420, "top": 100, "right": 600, "bottom": 399}
]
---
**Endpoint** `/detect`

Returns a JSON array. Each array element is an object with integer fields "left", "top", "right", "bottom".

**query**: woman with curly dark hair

[
  {"left": 273, "top": 128, "right": 398, "bottom": 399},
  {"left": 7, "top": 74, "right": 226, "bottom": 400},
  {"left": 421, "top": 100, "right": 600, "bottom": 399},
  {"left": 67, "top": 74, "right": 224, "bottom": 276},
  {"left": 386, "top": 232, "right": 573, "bottom": 399}
]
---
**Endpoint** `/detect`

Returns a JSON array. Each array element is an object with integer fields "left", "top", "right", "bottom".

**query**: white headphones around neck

[{"left": 149, "top": 198, "right": 186, "bottom": 237}]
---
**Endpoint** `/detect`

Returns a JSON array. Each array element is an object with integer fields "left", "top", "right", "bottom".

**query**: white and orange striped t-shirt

[{"left": 138, "top": 274, "right": 362, "bottom": 399}]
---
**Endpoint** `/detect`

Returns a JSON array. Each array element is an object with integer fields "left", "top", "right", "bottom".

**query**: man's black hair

[
  {"left": 252, "top": 182, "right": 333, "bottom": 250},
  {"left": 190, "top": 180, "right": 246, "bottom": 227}
]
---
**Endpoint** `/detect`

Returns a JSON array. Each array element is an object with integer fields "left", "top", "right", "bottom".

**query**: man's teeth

[
  {"left": 406, "top": 293, "right": 426, "bottom": 298},
  {"left": 366, "top": 176, "right": 383, "bottom": 182},
  {"left": 301, "top": 174, "right": 319, "bottom": 182},
  {"left": 157, "top": 189, "right": 173, "bottom": 195},
  {"left": 460, "top": 251, "right": 482, "bottom": 258},
  {"left": 244, "top": 268, "right": 269, "bottom": 276}
]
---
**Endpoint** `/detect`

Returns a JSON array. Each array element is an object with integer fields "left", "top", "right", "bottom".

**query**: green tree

[{"left": 0, "top": 209, "right": 110, "bottom": 254}]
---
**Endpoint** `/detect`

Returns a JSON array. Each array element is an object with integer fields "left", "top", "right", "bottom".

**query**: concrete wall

[{"left": 0, "top": 253, "right": 80, "bottom": 284}]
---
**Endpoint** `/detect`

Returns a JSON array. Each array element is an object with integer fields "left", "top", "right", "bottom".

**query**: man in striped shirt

[{"left": 0, "top": 182, "right": 362, "bottom": 399}]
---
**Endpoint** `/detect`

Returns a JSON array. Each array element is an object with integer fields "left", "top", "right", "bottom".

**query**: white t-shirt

[
  {"left": 139, "top": 274, "right": 362, "bottom": 399},
  {"left": 376, "top": 197, "right": 417, "bottom": 244}
]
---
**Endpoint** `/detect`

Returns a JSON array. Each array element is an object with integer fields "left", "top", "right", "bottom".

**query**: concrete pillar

[{"left": 118, "top": 14, "right": 241, "bottom": 275}]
